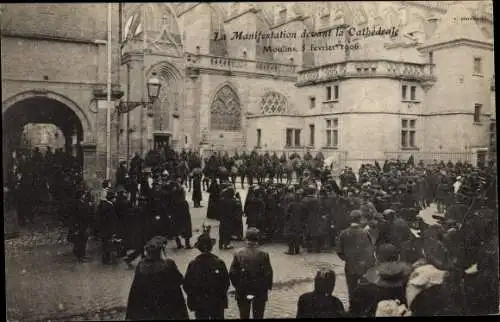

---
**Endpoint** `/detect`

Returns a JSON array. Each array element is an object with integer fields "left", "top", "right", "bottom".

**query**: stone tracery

[
  {"left": 260, "top": 91, "right": 288, "bottom": 115},
  {"left": 210, "top": 85, "right": 241, "bottom": 131}
]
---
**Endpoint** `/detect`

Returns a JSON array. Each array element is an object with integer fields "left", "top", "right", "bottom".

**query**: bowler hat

[{"left": 195, "top": 233, "right": 216, "bottom": 251}]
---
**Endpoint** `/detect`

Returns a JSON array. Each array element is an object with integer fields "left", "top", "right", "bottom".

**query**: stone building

[
  {"left": 2, "top": 2, "right": 495, "bottom": 183},
  {"left": 1, "top": 3, "right": 123, "bottom": 181},
  {"left": 121, "top": 2, "right": 494, "bottom": 171}
]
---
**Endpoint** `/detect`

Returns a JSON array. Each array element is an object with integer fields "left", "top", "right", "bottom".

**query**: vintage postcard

[{"left": 3, "top": 2, "right": 497, "bottom": 320}]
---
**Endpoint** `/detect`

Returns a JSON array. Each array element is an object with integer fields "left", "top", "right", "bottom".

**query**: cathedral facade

[
  {"left": 2, "top": 2, "right": 494, "bottom": 183},
  {"left": 120, "top": 2, "right": 494, "bottom": 169}
]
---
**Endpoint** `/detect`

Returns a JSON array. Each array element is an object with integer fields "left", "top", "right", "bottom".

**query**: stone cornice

[
  {"left": 296, "top": 60, "right": 436, "bottom": 86},
  {"left": 224, "top": 8, "right": 260, "bottom": 24},
  {"left": 418, "top": 38, "right": 494, "bottom": 52},
  {"left": 190, "top": 67, "right": 296, "bottom": 82},
  {"left": 246, "top": 111, "right": 490, "bottom": 118}
]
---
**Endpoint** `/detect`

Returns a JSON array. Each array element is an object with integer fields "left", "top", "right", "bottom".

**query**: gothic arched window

[
  {"left": 260, "top": 92, "right": 288, "bottom": 114},
  {"left": 210, "top": 85, "right": 241, "bottom": 131}
]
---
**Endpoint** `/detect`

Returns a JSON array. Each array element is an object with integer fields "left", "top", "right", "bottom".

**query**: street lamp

[{"left": 116, "top": 73, "right": 162, "bottom": 114}]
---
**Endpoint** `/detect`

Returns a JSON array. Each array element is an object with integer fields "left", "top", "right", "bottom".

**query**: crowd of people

[{"left": 5, "top": 144, "right": 499, "bottom": 318}]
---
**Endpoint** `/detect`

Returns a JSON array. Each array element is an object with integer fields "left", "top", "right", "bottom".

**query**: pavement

[{"left": 6, "top": 185, "right": 443, "bottom": 321}]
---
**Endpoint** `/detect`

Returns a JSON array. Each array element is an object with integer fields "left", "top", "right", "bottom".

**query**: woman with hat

[
  {"left": 184, "top": 233, "right": 230, "bottom": 319},
  {"left": 126, "top": 236, "right": 188, "bottom": 320},
  {"left": 296, "top": 269, "right": 345, "bottom": 318}
]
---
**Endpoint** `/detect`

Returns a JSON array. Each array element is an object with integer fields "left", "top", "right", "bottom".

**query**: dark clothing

[
  {"left": 184, "top": 252, "right": 230, "bottom": 316},
  {"left": 218, "top": 196, "right": 238, "bottom": 248},
  {"left": 98, "top": 200, "right": 117, "bottom": 240},
  {"left": 296, "top": 292, "right": 345, "bottom": 318},
  {"left": 386, "top": 217, "right": 413, "bottom": 250},
  {"left": 192, "top": 173, "right": 202, "bottom": 205},
  {"left": 338, "top": 225, "right": 375, "bottom": 276},
  {"left": 409, "top": 282, "right": 463, "bottom": 316},
  {"left": 172, "top": 200, "right": 192, "bottom": 239},
  {"left": 229, "top": 245, "right": 273, "bottom": 302},
  {"left": 237, "top": 295, "right": 267, "bottom": 319},
  {"left": 126, "top": 258, "right": 188, "bottom": 320},
  {"left": 207, "top": 182, "right": 220, "bottom": 220},
  {"left": 69, "top": 199, "right": 92, "bottom": 259},
  {"left": 350, "top": 261, "right": 411, "bottom": 317},
  {"left": 244, "top": 197, "right": 266, "bottom": 230}
]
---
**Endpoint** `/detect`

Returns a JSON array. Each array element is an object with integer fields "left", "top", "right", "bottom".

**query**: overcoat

[
  {"left": 184, "top": 252, "right": 230, "bottom": 312},
  {"left": 126, "top": 258, "right": 188, "bottom": 320},
  {"left": 206, "top": 181, "right": 220, "bottom": 220}
]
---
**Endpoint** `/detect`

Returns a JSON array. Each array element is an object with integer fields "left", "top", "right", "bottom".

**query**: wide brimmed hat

[
  {"left": 115, "top": 185, "right": 127, "bottom": 193},
  {"left": 363, "top": 262, "right": 412, "bottom": 288},
  {"left": 195, "top": 233, "right": 216, "bottom": 251}
]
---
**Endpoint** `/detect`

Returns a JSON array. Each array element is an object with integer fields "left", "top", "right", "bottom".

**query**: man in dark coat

[
  {"left": 115, "top": 161, "right": 128, "bottom": 188},
  {"left": 98, "top": 191, "right": 118, "bottom": 264},
  {"left": 184, "top": 233, "right": 230, "bottom": 319},
  {"left": 206, "top": 179, "right": 220, "bottom": 220},
  {"left": 69, "top": 189, "right": 93, "bottom": 262},
  {"left": 284, "top": 189, "right": 304, "bottom": 255},
  {"left": 350, "top": 244, "right": 412, "bottom": 317},
  {"left": 229, "top": 228, "right": 273, "bottom": 319},
  {"left": 338, "top": 210, "right": 376, "bottom": 309},
  {"left": 191, "top": 167, "right": 203, "bottom": 207},
  {"left": 296, "top": 269, "right": 345, "bottom": 318},
  {"left": 244, "top": 187, "right": 266, "bottom": 231},
  {"left": 171, "top": 186, "right": 192, "bottom": 249},
  {"left": 126, "top": 236, "right": 188, "bottom": 320},
  {"left": 232, "top": 192, "right": 244, "bottom": 241},
  {"left": 218, "top": 187, "right": 237, "bottom": 250}
]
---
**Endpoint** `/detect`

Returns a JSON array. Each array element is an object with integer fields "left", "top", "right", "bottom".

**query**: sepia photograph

[{"left": 2, "top": 1, "right": 498, "bottom": 320}]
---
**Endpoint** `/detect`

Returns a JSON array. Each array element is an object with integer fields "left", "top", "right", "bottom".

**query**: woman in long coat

[
  {"left": 171, "top": 186, "right": 193, "bottom": 249},
  {"left": 126, "top": 236, "right": 189, "bottom": 320},
  {"left": 206, "top": 179, "right": 220, "bottom": 220}
]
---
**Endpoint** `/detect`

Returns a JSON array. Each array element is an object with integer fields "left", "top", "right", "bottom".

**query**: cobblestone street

[{"left": 6, "top": 186, "right": 440, "bottom": 321}]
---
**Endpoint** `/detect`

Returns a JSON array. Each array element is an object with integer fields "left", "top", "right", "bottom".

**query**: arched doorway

[{"left": 2, "top": 93, "right": 89, "bottom": 186}]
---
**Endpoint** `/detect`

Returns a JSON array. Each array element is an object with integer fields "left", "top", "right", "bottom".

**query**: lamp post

[{"left": 116, "top": 73, "right": 162, "bottom": 164}]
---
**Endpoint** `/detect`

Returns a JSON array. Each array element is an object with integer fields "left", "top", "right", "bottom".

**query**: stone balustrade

[
  {"left": 185, "top": 53, "right": 297, "bottom": 77},
  {"left": 296, "top": 60, "right": 436, "bottom": 86}
]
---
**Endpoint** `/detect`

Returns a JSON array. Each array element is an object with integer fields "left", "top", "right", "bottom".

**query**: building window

[
  {"left": 210, "top": 85, "right": 241, "bottom": 131},
  {"left": 410, "top": 86, "right": 416, "bottom": 101},
  {"left": 309, "top": 124, "right": 315, "bottom": 146},
  {"left": 257, "top": 129, "right": 262, "bottom": 147},
  {"left": 286, "top": 129, "right": 293, "bottom": 147},
  {"left": 473, "top": 57, "right": 482, "bottom": 74},
  {"left": 285, "top": 128, "right": 301, "bottom": 147},
  {"left": 474, "top": 104, "right": 482, "bottom": 123},
  {"left": 401, "top": 119, "right": 417, "bottom": 148},
  {"left": 309, "top": 96, "right": 316, "bottom": 109},
  {"left": 326, "top": 86, "right": 332, "bottom": 100},
  {"left": 294, "top": 129, "right": 301, "bottom": 146},
  {"left": 325, "top": 118, "right": 339, "bottom": 147},
  {"left": 326, "top": 84, "right": 339, "bottom": 101},
  {"left": 402, "top": 85, "right": 407, "bottom": 100}
]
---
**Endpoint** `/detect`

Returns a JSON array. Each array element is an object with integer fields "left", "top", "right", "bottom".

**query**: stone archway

[{"left": 2, "top": 90, "right": 93, "bottom": 183}]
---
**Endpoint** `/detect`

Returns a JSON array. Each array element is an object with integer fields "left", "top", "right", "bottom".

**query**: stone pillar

[{"left": 122, "top": 52, "right": 146, "bottom": 158}]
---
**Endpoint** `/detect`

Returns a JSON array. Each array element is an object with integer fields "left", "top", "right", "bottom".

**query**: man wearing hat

[
  {"left": 184, "top": 233, "right": 230, "bottom": 319},
  {"left": 338, "top": 210, "right": 376, "bottom": 309},
  {"left": 229, "top": 227, "right": 274, "bottom": 319}
]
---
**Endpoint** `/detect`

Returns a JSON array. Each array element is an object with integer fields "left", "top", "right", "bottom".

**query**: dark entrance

[
  {"left": 3, "top": 97, "right": 85, "bottom": 181},
  {"left": 153, "top": 133, "right": 171, "bottom": 150}
]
